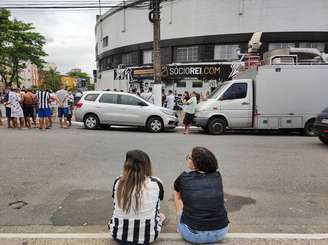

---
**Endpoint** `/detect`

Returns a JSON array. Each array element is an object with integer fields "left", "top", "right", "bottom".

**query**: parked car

[
  {"left": 313, "top": 107, "right": 328, "bottom": 144},
  {"left": 75, "top": 91, "right": 179, "bottom": 132}
]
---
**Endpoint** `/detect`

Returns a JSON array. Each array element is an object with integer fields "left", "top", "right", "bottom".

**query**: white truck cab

[{"left": 195, "top": 79, "right": 253, "bottom": 134}]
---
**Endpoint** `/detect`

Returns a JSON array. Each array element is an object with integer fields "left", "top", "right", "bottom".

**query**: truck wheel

[
  {"left": 303, "top": 120, "right": 317, "bottom": 136},
  {"left": 319, "top": 136, "right": 328, "bottom": 145},
  {"left": 147, "top": 117, "right": 163, "bottom": 133},
  {"left": 84, "top": 114, "right": 99, "bottom": 130},
  {"left": 208, "top": 118, "right": 226, "bottom": 135}
]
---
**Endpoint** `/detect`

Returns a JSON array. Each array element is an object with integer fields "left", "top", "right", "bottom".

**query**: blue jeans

[{"left": 177, "top": 214, "right": 228, "bottom": 244}]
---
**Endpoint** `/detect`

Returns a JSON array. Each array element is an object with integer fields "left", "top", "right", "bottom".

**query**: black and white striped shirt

[
  {"left": 36, "top": 91, "right": 50, "bottom": 109},
  {"left": 109, "top": 176, "right": 164, "bottom": 244}
]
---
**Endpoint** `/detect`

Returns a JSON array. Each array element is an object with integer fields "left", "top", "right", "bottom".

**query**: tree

[
  {"left": 41, "top": 68, "right": 61, "bottom": 91},
  {"left": 0, "top": 9, "right": 47, "bottom": 87}
]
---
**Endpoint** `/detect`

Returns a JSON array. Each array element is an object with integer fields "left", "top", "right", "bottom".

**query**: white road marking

[{"left": 0, "top": 233, "right": 328, "bottom": 240}]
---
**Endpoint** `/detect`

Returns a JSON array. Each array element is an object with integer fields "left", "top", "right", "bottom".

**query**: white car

[{"left": 75, "top": 91, "right": 179, "bottom": 133}]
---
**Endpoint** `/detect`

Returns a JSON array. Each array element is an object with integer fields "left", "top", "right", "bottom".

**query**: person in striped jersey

[
  {"left": 36, "top": 88, "right": 52, "bottom": 130},
  {"left": 109, "top": 150, "right": 164, "bottom": 245}
]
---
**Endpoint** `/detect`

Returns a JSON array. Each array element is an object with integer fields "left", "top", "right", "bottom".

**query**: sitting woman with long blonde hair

[{"left": 109, "top": 150, "right": 164, "bottom": 245}]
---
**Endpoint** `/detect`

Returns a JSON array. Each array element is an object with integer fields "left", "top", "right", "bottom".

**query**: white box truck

[{"left": 194, "top": 64, "right": 328, "bottom": 135}]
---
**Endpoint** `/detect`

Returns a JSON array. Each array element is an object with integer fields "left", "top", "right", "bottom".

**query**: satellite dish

[{"left": 248, "top": 32, "right": 262, "bottom": 53}]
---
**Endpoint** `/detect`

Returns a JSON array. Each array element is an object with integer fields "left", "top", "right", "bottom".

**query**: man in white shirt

[
  {"left": 144, "top": 87, "right": 154, "bottom": 104},
  {"left": 165, "top": 90, "right": 175, "bottom": 110}
]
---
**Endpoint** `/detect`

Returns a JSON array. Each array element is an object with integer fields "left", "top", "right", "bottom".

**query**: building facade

[{"left": 95, "top": 0, "right": 328, "bottom": 94}]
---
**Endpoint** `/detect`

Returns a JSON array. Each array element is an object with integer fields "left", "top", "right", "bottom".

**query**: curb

[
  {"left": 1, "top": 233, "right": 328, "bottom": 240},
  {"left": 71, "top": 121, "right": 198, "bottom": 129}
]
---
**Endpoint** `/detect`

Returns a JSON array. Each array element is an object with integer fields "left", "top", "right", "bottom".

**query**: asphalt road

[{"left": 0, "top": 124, "right": 327, "bottom": 234}]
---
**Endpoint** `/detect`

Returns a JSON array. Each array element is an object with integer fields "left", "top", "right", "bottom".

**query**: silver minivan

[{"left": 75, "top": 91, "right": 179, "bottom": 132}]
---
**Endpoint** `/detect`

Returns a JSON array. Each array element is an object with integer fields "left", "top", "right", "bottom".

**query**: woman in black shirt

[{"left": 174, "top": 146, "right": 229, "bottom": 244}]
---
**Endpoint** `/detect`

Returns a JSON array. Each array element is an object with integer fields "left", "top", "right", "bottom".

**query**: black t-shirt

[{"left": 174, "top": 171, "right": 229, "bottom": 231}]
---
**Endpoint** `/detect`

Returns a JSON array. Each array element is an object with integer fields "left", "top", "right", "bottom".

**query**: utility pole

[{"left": 149, "top": 0, "right": 162, "bottom": 106}]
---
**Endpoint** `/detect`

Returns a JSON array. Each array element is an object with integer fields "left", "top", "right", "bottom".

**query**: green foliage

[
  {"left": 67, "top": 70, "right": 93, "bottom": 90},
  {"left": 42, "top": 68, "right": 61, "bottom": 91},
  {"left": 0, "top": 9, "right": 47, "bottom": 87},
  {"left": 67, "top": 71, "right": 90, "bottom": 81}
]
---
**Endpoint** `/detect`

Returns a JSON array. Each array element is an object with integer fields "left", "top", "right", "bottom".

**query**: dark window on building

[
  {"left": 143, "top": 50, "right": 153, "bottom": 64},
  {"left": 176, "top": 46, "right": 199, "bottom": 62},
  {"left": 214, "top": 44, "right": 239, "bottom": 60},
  {"left": 199, "top": 45, "right": 214, "bottom": 62},
  {"left": 103, "top": 36, "right": 109, "bottom": 48},
  {"left": 176, "top": 81, "right": 186, "bottom": 87},
  {"left": 84, "top": 93, "right": 99, "bottom": 101},
  {"left": 99, "top": 94, "right": 118, "bottom": 104},
  {"left": 161, "top": 47, "right": 173, "bottom": 65},
  {"left": 221, "top": 83, "right": 247, "bottom": 100},
  {"left": 122, "top": 53, "right": 133, "bottom": 65},
  {"left": 192, "top": 81, "right": 203, "bottom": 88},
  {"left": 113, "top": 55, "right": 122, "bottom": 68},
  {"left": 119, "top": 95, "right": 143, "bottom": 106},
  {"left": 268, "top": 42, "right": 295, "bottom": 50},
  {"left": 299, "top": 42, "right": 325, "bottom": 52}
]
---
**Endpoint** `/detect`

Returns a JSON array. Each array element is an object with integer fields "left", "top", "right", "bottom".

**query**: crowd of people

[
  {"left": 0, "top": 85, "right": 79, "bottom": 130},
  {"left": 134, "top": 88, "right": 202, "bottom": 134},
  {"left": 109, "top": 147, "right": 229, "bottom": 244},
  {"left": 1, "top": 85, "right": 208, "bottom": 133}
]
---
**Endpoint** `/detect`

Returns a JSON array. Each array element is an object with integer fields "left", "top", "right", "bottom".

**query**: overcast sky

[{"left": 11, "top": 9, "right": 100, "bottom": 76}]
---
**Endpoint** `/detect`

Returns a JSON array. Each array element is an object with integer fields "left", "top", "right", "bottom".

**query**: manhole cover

[{"left": 9, "top": 201, "right": 28, "bottom": 210}]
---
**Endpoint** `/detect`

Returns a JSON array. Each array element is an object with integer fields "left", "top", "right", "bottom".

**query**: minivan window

[
  {"left": 119, "top": 95, "right": 144, "bottom": 106},
  {"left": 84, "top": 93, "right": 99, "bottom": 101},
  {"left": 99, "top": 94, "right": 118, "bottom": 104},
  {"left": 207, "top": 82, "right": 229, "bottom": 99},
  {"left": 323, "top": 107, "right": 328, "bottom": 113},
  {"left": 221, "top": 83, "right": 247, "bottom": 100}
]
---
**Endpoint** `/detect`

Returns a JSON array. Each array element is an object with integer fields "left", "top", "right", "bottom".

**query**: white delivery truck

[{"left": 194, "top": 55, "right": 328, "bottom": 135}]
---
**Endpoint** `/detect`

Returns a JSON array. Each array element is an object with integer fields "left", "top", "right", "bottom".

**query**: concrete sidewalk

[{"left": 1, "top": 233, "right": 328, "bottom": 245}]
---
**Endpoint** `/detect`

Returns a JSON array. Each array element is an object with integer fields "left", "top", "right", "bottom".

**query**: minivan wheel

[
  {"left": 147, "top": 117, "right": 163, "bottom": 133},
  {"left": 303, "top": 120, "right": 317, "bottom": 136},
  {"left": 84, "top": 114, "right": 99, "bottom": 130},
  {"left": 100, "top": 124, "right": 111, "bottom": 130},
  {"left": 319, "top": 136, "right": 328, "bottom": 145},
  {"left": 208, "top": 118, "right": 227, "bottom": 135}
]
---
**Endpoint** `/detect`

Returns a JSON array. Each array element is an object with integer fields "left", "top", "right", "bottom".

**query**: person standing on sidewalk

[
  {"left": 3, "top": 88, "right": 12, "bottom": 128},
  {"left": 67, "top": 91, "right": 74, "bottom": 127},
  {"left": 56, "top": 84, "right": 69, "bottom": 129},
  {"left": 0, "top": 91, "right": 4, "bottom": 126},
  {"left": 36, "top": 88, "right": 51, "bottom": 130},
  {"left": 8, "top": 88, "right": 25, "bottom": 129},
  {"left": 144, "top": 87, "right": 154, "bottom": 104},
  {"left": 182, "top": 91, "right": 197, "bottom": 134},
  {"left": 165, "top": 90, "right": 175, "bottom": 110},
  {"left": 49, "top": 90, "right": 57, "bottom": 128},
  {"left": 22, "top": 89, "right": 36, "bottom": 129}
]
